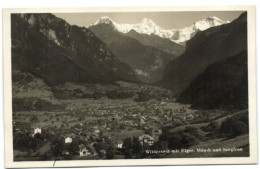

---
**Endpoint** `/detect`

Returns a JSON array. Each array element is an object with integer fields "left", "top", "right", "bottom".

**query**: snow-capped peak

[
  {"left": 91, "top": 16, "right": 229, "bottom": 45},
  {"left": 193, "top": 16, "right": 229, "bottom": 31},
  {"left": 93, "top": 16, "right": 114, "bottom": 25},
  {"left": 206, "top": 16, "right": 222, "bottom": 21},
  {"left": 141, "top": 18, "right": 156, "bottom": 25},
  {"left": 171, "top": 17, "right": 229, "bottom": 44},
  {"left": 91, "top": 16, "right": 173, "bottom": 38}
]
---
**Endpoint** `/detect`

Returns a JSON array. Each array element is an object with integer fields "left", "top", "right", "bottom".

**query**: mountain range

[
  {"left": 89, "top": 16, "right": 229, "bottom": 83},
  {"left": 91, "top": 16, "right": 229, "bottom": 45},
  {"left": 11, "top": 12, "right": 248, "bottom": 110}
]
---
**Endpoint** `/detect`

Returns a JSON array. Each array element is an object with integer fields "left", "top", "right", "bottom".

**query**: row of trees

[
  {"left": 106, "top": 90, "right": 135, "bottom": 99},
  {"left": 53, "top": 87, "right": 173, "bottom": 102},
  {"left": 13, "top": 98, "right": 63, "bottom": 111},
  {"left": 53, "top": 88, "right": 135, "bottom": 100},
  {"left": 12, "top": 72, "right": 34, "bottom": 84}
]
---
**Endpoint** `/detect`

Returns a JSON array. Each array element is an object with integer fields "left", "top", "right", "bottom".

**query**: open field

[{"left": 113, "top": 130, "right": 145, "bottom": 141}]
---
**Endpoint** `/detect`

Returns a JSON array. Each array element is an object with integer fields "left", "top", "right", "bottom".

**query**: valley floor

[{"left": 12, "top": 80, "right": 249, "bottom": 160}]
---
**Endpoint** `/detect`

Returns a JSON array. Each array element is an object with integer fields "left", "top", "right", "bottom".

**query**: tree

[
  {"left": 160, "top": 130, "right": 199, "bottom": 150},
  {"left": 13, "top": 133, "right": 32, "bottom": 150},
  {"left": 230, "top": 121, "right": 248, "bottom": 136},
  {"left": 124, "top": 149, "right": 133, "bottom": 159},
  {"left": 122, "top": 137, "right": 143, "bottom": 158},
  {"left": 31, "top": 116, "right": 39, "bottom": 122},
  {"left": 180, "top": 132, "right": 199, "bottom": 148},
  {"left": 106, "top": 145, "right": 115, "bottom": 159},
  {"left": 145, "top": 128, "right": 153, "bottom": 136},
  {"left": 92, "top": 92, "right": 104, "bottom": 100},
  {"left": 94, "top": 142, "right": 106, "bottom": 153},
  {"left": 220, "top": 115, "right": 248, "bottom": 137},
  {"left": 135, "top": 91, "right": 151, "bottom": 102},
  {"left": 203, "top": 120, "right": 219, "bottom": 131},
  {"left": 166, "top": 132, "right": 183, "bottom": 149},
  {"left": 159, "top": 140, "right": 168, "bottom": 150},
  {"left": 184, "top": 126, "right": 200, "bottom": 137},
  {"left": 66, "top": 141, "right": 79, "bottom": 155},
  {"left": 221, "top": 117, "right": 234, "bottom": 134},
  {"left": 123, "top": 137, "right": 132, "bottom": 149},
  {"left": 132, "top": 136, "right": 142, "bottom": 155},
  {"left": 50, "top": 139, "right": 64, "bottom": 158}
]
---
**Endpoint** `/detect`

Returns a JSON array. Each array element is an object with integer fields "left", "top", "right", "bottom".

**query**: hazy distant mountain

[
  {"left": 126, "top": 29, "right": 185, "bottom": 56},
  {"left": 178, "top": 51, "right": 248, "bottom": 110},
  {"left": 89, "top": 23, "right": 177, "bottom": 83},
  {"left": 91, "top": 16, "right": 229, "bottom": 45},
  {"left": 11, "top": 14, "right": 138, "bottom": 85},
  {"left": 159, "top": 12, "right": 247, "bottom": 94}
]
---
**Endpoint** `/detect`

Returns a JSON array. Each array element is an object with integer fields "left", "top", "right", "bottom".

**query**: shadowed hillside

[
  {"left": 178, "top": 51, "right": 248, "bottom": 110},
  {"left": 11, "top": 14, "right": 138, "bottom": 86},
  {"left": 159, "top": 12, "right": 247, "bottom": 94}
]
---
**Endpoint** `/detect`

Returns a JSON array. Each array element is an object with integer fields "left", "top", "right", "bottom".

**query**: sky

[{"left": 54, "top": 11, "right": 244, "bottom": 29}]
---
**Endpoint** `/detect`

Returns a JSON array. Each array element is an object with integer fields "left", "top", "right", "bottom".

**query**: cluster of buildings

[
  {"left": 30, "top": 125, "right": 159, "bottom": 157},
  {"left": 13, "top": 96, "right": 213, "bottom": 159}
]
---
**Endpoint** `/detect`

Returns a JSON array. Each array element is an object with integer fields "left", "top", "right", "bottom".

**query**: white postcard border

[{"left": 3, "top": 6, "right": 257, "bottom": 168}]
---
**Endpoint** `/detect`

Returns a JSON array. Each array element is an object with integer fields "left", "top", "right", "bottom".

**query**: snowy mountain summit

[
  {"left": 91, "top": 16, "right": 229, "bottom": 45},
  {"left": 193, "top": 16, "right": 229, "bottom": 31}
]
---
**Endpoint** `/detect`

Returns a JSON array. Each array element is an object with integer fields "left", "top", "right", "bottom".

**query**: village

[{"left": 12, "top": 92, "right": 228, "bottom": 161}]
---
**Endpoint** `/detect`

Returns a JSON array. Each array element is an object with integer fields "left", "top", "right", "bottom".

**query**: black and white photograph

[{"left": 3, "top": 6, "right": 257, "bottom": 168}]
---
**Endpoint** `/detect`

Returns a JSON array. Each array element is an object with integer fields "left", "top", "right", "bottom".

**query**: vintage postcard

[{"left": 3, "top": 6, "right": 257, "bottom": 168}]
